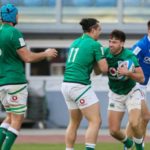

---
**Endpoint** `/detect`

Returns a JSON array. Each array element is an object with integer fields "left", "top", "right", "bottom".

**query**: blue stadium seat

[
  {"left": 62, "top": 0, "right": 73, "bottom": 6},
  {"left": 23, "top": 0, "right": 43, "bottom": 6},
  {"left": 1, "top": 0, "right": 23, "bottom": 6},
  {"left": 72, "top": 0, "right": 93, "bottom": 6},
  {"left": 48, "top": 0, "right": 55, "bottom": 6},
  {"left": 124, "top": 0, "right": 141, "bottom": 6},
  {"left": 96, "top": 0, "right": 117, "bottom": 7}
]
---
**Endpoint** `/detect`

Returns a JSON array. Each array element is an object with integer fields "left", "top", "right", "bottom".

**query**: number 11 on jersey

[{"left": 68, "top": 48, "right": 79, "bottom": 63}]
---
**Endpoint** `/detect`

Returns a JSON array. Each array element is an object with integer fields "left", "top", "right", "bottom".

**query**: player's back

[{"left": 64, "top": 34, "right": 101, "bottom": 85}]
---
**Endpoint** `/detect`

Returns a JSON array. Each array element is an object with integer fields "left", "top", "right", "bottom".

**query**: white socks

[
  {"left": 0, "top": 122, "right": 10, "bottom": 129},
  {"left": 133, "top": 137, "right": 143, "bottom": 144},
  {"left": 66, "top": 148, "right": 74, "bottom": 150}
]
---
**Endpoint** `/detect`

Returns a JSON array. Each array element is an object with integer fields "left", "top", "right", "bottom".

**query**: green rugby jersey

[
  {"left": 105, "top": 47, "right": 139, "bottom": 95},
  {"left": 0, "top": 24, "right": 27, "bottom": 85},
  {"left": 64, "top": 34, "right": 105, "bottom": 85}
]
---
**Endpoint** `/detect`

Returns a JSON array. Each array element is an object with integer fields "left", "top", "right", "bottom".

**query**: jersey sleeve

[
  {"left": 94, "top": 42, "right": 105, "bottom": 61},
  {"left": 130, "top": 54, "right": 140, "bottom": 67},
  {"left": 11, "top": 29, "right": 26, "bottom": 50},
  {"left": 131, "top": 41, "right": 144, "bottom": 59}
]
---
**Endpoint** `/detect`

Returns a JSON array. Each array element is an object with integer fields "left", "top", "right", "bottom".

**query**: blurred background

[{"left": 0, "top": 0, "right": 150, "bottom": 129}]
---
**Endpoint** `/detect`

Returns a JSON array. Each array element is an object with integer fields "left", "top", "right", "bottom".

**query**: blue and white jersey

[{"left": 131, "top": 35, "right": 150, "bottom": 86}]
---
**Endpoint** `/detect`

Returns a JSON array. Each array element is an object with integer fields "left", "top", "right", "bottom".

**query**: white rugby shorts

[
  {"left": 108, "top": 85, "right": 144, "bottom": 112},
  {"left": 0, "top": 84, "right": 28, "bottom": 114},
  {"left": 137, "top": 83, "right": 147, "bottom": 100},
  {"left": 61, "top": 82, "right": 99, "bottom": 109}
]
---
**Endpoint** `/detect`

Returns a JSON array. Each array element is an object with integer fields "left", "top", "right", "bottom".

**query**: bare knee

[
  {"left": 109, "top": 126, "right": 120, "bottom": 137},
  {"left": 3, "top": 113, "right": 11, "bottom": 124},
  {"left": 11, "top": 114, "right": 24, "bottom": 130},
  {"left": 142, "top": 113, "right": 150, "bottom": 123},
  {"left": 89, "top": 116, "right": 102, "bottom": 129},
  {"left": 129, "top": 120, "right": 139, "bottom": 131}
]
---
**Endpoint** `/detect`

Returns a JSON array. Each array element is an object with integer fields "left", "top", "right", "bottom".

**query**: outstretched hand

[{"left": 45, "top": 48, "right": 58, "bottom": 60}]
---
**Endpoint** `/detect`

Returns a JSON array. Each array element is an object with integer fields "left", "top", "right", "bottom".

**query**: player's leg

[
  {"left": 108, "top": 110, "right": 133, "bottom": 149},
  {"left": 140, "top": 100, "right": 149, "bottom": 137},
  {"left": 74, "top": 85, "right": 101, "bottom": 150},
  {"left": 65, "top": 109, "right": 82, "bottom": 150},
  {"left": 108, "top": 110, "right": 124, "bottom": 140},
  {"left": 125, "top": 86, "right": 149, "bottom": 150},
  {"left": 81, "top": 102, "right": 101, "bottom": 150},
  {"left": 126, "top": 100, "right": 149, "bottom": 140},
  {"left": 0, "top": 87, "right": 11, "bottom": 148},
  {"left": 1, "top": 84, "right": 28, "bottom": 150},
  {"left": 108, "top": 90, "right": 134, "bottom": 149},
  {"left": 0, "top": 113, "right": 11, "bottom": 149},
  {"left": 128, "top": 109, "right": 143, "bottom": 150},
  {"left": 126, "top": 87, "right": 145, "bottom": 150},
  {"left": 61, "top": 82, "right": 83, "bottom": 150},
  {"left": 2, "top": 112, "right": 24, "bottom": 150}
]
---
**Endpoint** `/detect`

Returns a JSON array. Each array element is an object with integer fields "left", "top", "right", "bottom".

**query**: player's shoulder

[
  {"left": 104, "top": 47, "right": 110, "bottom": 53},
  {"left": 91, "top": 40, "right": 102, "bottom": 47},
  {"left": 123, "top": 48, "right": 135, "bottom": 56},
  {"left": 8, "top": 26, "right": 22, "bottom": 36},
  {"left": 134, "top": 35, "right": 147, "bottom": 48},
  {"left": 124, "top": 47, "right": 132, "bottom": 53}
]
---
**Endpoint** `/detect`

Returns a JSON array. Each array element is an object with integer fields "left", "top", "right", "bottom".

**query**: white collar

[{"left": 148, "top": 35, "right": 150, "bottom": 41}]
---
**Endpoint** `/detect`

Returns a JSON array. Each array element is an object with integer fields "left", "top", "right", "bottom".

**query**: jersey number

[{"left": 68, "top": 48, "right": 79, "bottom": 63}]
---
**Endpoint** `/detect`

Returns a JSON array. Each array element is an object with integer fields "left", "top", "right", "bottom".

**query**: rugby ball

[{"left": 118, "top": 59, "right": 135, "bottom": 80}]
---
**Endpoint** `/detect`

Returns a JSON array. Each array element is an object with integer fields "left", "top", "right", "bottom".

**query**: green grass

[{"left": 12, "top": 143, "right": 150, "bottom": 150}]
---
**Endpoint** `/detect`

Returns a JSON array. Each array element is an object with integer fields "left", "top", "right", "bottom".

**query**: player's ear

[{"left": 120, "top": 41, "right": 124, "bottom": 47}]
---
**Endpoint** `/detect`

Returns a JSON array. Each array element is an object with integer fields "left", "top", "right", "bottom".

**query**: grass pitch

[{"left": 12, "top": 143, "right": 150, "bottom": 150}]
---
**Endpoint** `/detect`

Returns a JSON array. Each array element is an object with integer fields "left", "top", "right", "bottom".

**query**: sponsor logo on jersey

[
  {"left": 144, "top": 57, "right": 150, "bottom": 64},
  {"left": 109, "top": 67, "right": 117, "bottom": 76},
  {"left": 133, "top": 47, "right": 141, "bottom": 55}
]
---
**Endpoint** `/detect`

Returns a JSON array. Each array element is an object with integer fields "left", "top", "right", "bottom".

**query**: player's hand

[
  {"left": 117, "top": 64, "right": 129, "bottom": 76},
  {"left": 45, "top": 48, "right": 58, "bottom": 59}
]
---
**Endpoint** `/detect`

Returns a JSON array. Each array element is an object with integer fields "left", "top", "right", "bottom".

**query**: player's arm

[
  {"left": 118, "top": 66, "right": 144, "bottom": 83},
  {"left": 93, "top": 63, "right": 101, "bottom": 75},
  {"left": 126, "top": 67, "right": 144, "bottom": 83},
  {"left": 94, "top": 45, "right": 108, "bottom": 75},
  {"left": 93, "top": 58, "right": 108, "bottom": 75},
  {"left": 17, "top": 47, "right": 58, "bottom": 63}
]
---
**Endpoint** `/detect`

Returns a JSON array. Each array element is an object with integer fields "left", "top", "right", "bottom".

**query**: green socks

[
  {"left": 86, "top": 148, "right": 94, "bottom": 150},
  {"left": 133, "top": 137, "right": 144, "bottom": 150},
  {"left": 0, "top": 123, "right": 10, "bottom": 149},
  {"left": 2, "top": 130, "right": 17, "bottom": 150},
  {"left": 123, "top": 137, "right": 134, "bottom": 148},
  {"left": 135, "top": 143, "right": 144, "bottom": 150},
  {"left": 0, "top": 127, "right": 7, "bottom": 149},
  {"left": 85, "top": 143, "right": 95, "bottom": 150}
]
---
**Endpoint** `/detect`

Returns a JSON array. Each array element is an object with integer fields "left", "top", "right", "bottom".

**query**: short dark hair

[
  {"left": 109, "top": 29, "right": 126, "bottom": 42},
  {"left": 79, "top": 18, "right": 99, "bottom": 32},
  {"left": 147, "top": 20, "right": 150, "bottom": 30}
]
